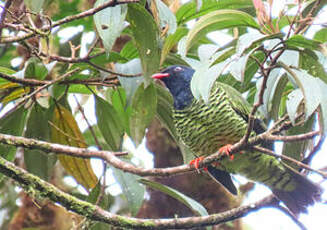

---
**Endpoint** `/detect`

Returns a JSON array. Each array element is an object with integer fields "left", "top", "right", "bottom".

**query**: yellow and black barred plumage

[{"left": 153, "top": 65, "right": 322, "bottom": 215}]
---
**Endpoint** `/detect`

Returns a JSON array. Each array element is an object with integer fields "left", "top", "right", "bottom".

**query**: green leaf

[
  {"left": 83, "top": 125, "right": 110, "bottom": 150},
  {"left": 112, "top": 161, "right": 145, "bottom": 216},
  {"left": 25, "top": 103, "right": 56, "bottom": 180},
  {"left": 0, "top": 106, "right": 28, "bottom": 161},
  {"left": 317, "top": 78, "right": 327, "bottom": 133},
  {"left": 24, "top": 57, "right": 48, "bottom": 80},
  {"left": 258, "top": 68, "right": 283, "bottom": 118},
  {"left": 176, "top": 0, "right": 253, "bottom": 25},
  {"left": 51, "top": 84, "right": 67, "bottom": 100},
  {"left": 229, "top": 52, "right": 252, "bottom": 82},
  {"left": 286, "top": 69, "right": 321, "bottom": 120},
  {"left": 115, "top": 58, "right": 144, "bottom": 105},
  {"left": 0, "top": 46, "right": 16, "bottom": 68},
  {"left": 155, "top": 84, "right": 176, "bottom": 139},
  {"left": 51, "top": 104, "right": 98, "bottom": 189},
  {"left": 91, "top": 51, "right": 128, "bottom": 66},
  {"left": 87, "top": 182, "right": 101, "bottom": 204},
  {"left": 191, "top": 46, "right": 232, "bottom": 101},
  {"left": 87, "top": 181, "right": 113, "bottom": 209},
  {"left": 279, "top": 50, "right": 299, "bottom": 67},
  {"left": 302, "top": 0, "right": 327, "bottom": 19},
  {"left": 164, "top": 53, "right": 190, "bottom": 66},
  {"left": 314, "top": 28, "right": 327, "bottom": 43},
  {"left": 161, "top": 27, "right": 188, "bottom": 64},
  {"left": 242, "top": 52, "right": 265, "bottom": 90},
  {"left": 236, "top": 32, "right": 283, "bottom": 55},
  {"left": 24, "top": 0, "right": 45, "bottom": 13},
  {"left": 268, "top": 74, "right": 288, "bottom": 120},
  {"left": 156, "top": 0, "right": 177, "bottom": 35},
  {"left": 127, "top": 4, "right": 160, "bottom": 82},
  {"left": 285, "top": 35, "right": 322, "bottom": 51},
  {"left": 286, "top": 89, "right": 303, "bottom": 124},
  {"left": 299, "top": 49, "right": 327, "bottom": 83},
  {"left": 282, "top": 116, "right": 315, "bottom": 170},
  {"left": 183, "top": 9, "right": 259, "bottom": 54},
  {"left": 236, "top": 32, "right": 265, "bottom": 54},
  {"left": 130, "top": 83, "right": 157, "bottom": 146},
  {"left": 192, "top": 60, "right": 228, "bottom": 102},
  {"left": 120, "top": 40, "right": 139, "bottom": 60},
  {"left": 197, "top": 44, "right": 220, "bottom": 61},
  {"left": 95, "top": 95, "right": 124, "bottom": 151},
  {"left": 68, "top": 84, "right": 94, "bottom": 94},
  {"left": 110, "top": 87, "right": 131, "bottom": 135},
  {"left": 139, "top": 179, "right": 209, "bottom": 217},
  {"left": 94, "top": 1, "right": 127, "bottom": 55},
  {"left": 0, "top": 66, "right": 16, "bottom": 75}
]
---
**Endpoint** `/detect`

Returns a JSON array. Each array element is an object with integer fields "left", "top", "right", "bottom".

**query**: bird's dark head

[{"left": 152, "top": 65, "right": 195, "bottom": 110}]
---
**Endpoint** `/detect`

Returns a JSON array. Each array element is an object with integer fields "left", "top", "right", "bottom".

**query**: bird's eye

[{"left": 174, "top": 66, "right": 182, "bottom": 72}]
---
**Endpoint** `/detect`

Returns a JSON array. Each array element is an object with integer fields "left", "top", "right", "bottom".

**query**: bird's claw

[
  {"left": 189, "top": 156, "right": 207, "bottom": 173},
  {"left": 218, "top": 144, "right": 234, "bottom": 160}
]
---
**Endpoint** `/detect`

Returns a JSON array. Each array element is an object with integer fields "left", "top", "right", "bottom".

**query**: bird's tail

[{"left": 271, "top": 164, "right": 322, "bottom": 216}]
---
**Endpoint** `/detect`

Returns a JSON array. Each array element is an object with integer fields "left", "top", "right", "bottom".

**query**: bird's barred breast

[{"left": 173, "top": 84, "right": 248, "bottom": 156}]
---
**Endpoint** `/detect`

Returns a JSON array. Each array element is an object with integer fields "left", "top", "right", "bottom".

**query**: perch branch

[{"left": 0, "top": 155, "right": 279, "bottom": 229}]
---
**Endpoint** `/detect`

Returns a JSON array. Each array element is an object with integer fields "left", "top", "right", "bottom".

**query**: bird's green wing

[
  {"left": 217, "top": 82, "right": 270, "bottom": 142},
  {"left": 217, "top": 82, "right": 252, "bottom": 121}
]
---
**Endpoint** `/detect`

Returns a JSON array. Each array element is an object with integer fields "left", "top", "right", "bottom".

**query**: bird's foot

[
  {"left": 218, "top": 144, "right": 234, "bottom": 160},
  {"left": 189, "top": 156, "right": 207, "bottom": 173}
]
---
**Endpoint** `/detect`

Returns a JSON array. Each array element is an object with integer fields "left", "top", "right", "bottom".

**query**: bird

[{"left": 152, "top": 65, "right": 322, "bottom": 216}]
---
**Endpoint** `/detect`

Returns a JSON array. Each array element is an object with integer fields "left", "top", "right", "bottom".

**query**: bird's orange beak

[{"left": 151, "top": 73, "right": 170, "bottom": 79}]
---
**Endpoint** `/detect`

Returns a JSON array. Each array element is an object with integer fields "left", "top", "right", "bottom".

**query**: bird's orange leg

[
  {"left": 189, "top": 156, "right": 208, "bottom": 173},
  {"left": 218, "top": 144, "right": 234, "bottom": 160}
]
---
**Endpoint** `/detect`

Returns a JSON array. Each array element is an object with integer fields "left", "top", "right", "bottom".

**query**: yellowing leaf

[
  {"left": 51, "top": 105, "right": 98, "bottom": 190},
  {"left": 1, "top": 87, "right": 30, "bottom": 104},
  {"left": 0, "top": 82, "right": 21, "bottom": 89}
]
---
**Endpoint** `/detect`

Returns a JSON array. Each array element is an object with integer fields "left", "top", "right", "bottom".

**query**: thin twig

[
  {"left": 276, "top": 205, "right": 308, "bottom": 230},
  {"left": 303, "top": 110, "right": 324, "bottom": 165},
  {"left": 252, "top": 146, "right": 327, "bottom": 178},
  {"left": 286, "top": 1, "right": 302, "bottom": 38},
  {"left": 0, "top": 0, "right": 13, "bottom": 36},
  {"left": 73, "top": 95, "right": 107, "bottom": 206},
  {"left": 51, "top": 0, "right": 139, "bottom": 28},
  {"left": 0, "top": 72, "right": 120, "bottom": 87},
  {"left": 86, "top": 60, "right": 142, "bottom": 77},
  {"left": 241, "top": 42, "right": 286, "bottom": 145},
  {"left": 85, "top": 37, "right": 99, "bottom": 58},
  {"left": 265, "top": 131, "right": 319, "bottom": 142},
  {"left": 0, "top": 68, "right": 80, "bottom": 120}
]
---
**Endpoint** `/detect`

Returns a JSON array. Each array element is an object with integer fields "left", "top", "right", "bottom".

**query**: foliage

[{"left": 0, "top": 0, "right": 326, "bottom": 229}]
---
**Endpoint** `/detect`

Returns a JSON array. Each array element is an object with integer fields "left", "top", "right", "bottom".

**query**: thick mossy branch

[{"left": 0, "top": 155, "right": 277, "bottom": 229}]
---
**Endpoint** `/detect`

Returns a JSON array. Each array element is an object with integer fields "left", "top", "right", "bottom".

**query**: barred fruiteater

[{"left": 152, "top": 65, "right": 321, "bottom": 215}]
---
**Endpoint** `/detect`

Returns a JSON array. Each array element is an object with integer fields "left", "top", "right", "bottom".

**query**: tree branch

[
  {"left": 0, "top": 72, "right": 120, "bottom": 87},
  {"left": 265, "top": 131, "right": 319, "bottom": 142},
  {"left": 0, "top": 0, "right": 139, "bottom": 44},
  {"left": 0, "top": 116, "right": 325, "bottom": 179},
  {"left": 0, "top": 155, "right": 278, "bottom": 229}
]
